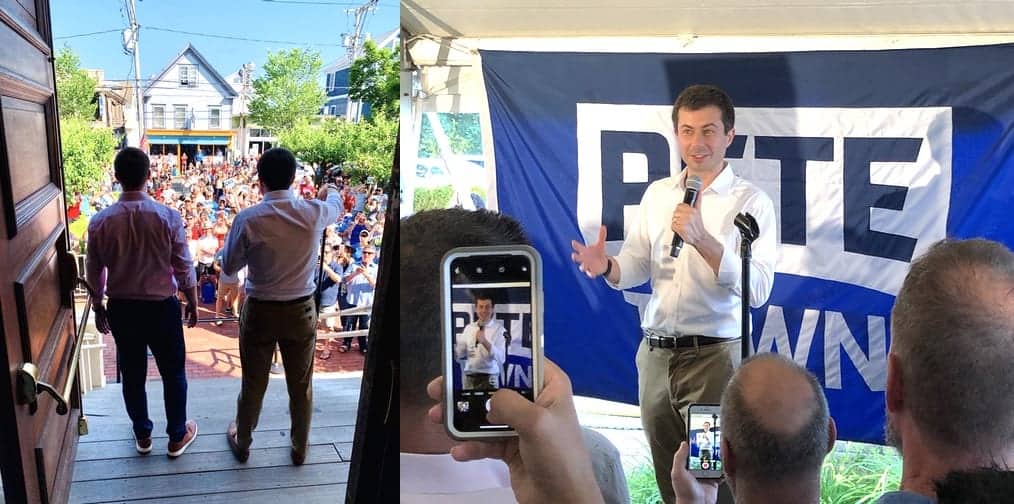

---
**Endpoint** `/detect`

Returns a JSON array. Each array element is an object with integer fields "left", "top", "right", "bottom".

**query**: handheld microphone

[{"left": 670, "top": 175, "right": 703, "bottom": 258}]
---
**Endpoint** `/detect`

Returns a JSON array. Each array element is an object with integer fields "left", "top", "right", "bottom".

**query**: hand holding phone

[
  {"left": 441, "top": 245, "right": 543, "bottom": 439},
  {"left": 426, "top": 358, "right": 605, "bottom": 504},
  {"left": 685, "top": 404, "right": 723, "bottom": 479}
]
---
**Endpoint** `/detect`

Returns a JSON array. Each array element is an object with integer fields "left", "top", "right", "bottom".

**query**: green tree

[
  {"left": 417, "top": 113, "right": 481, "bottom": 158},
  {"left": 54, "top": 47, "right": 115, "bottom": 201},
  {"left": 348, "top": 40, "right": 399, "bottom": 119},
  {"left": 54, "top": 46, "right": 98, "bottom": 119},
  {"left": 278, "top": 115, "right": 396, "bottom": 183},
  {"left": 60, "top": 116, "right": 116, "bottom": 200},
  {"left": 249, "top": 48, "right": 326, "bottom": 134}
]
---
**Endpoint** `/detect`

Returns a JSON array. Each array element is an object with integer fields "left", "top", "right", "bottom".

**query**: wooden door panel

[
  {"left": 3, "top": 97, "right": 51, "bottom": 203},
  {"left": 0, "top": 1, "right": 80, "bottom": 503},
  {"left": 15, "top": 236, "right": 63, "bottom": 362},
  {"left": 0, "top": 27, "right": 49, "bottom": 89},
  {"left": 0, "top": 1, "right": 37, "bottom": 31}
]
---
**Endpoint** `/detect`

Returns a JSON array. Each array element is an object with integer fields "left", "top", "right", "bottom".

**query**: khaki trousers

[
  {"left": 636, "top": 338, "right": 740, "bottom": 504},
  {"left": 235, "top": 297, "right": 317, "bottom": 457}
]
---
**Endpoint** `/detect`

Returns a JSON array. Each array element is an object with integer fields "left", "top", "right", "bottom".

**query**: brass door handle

[{"left": 16, "top": 363, "right": 69, "bottom": 415}]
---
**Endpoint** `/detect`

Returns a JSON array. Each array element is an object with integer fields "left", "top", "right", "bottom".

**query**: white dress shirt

[
  {"left": 455, "top": 318, "right": 507, "bottom": 375},
  {"left": 222, "top": 188, "right": 341, "bottom": 300},
  {"left": 400, "top": 452, "right": 516, "bottom": 504},
  {"left": 611, "top": 165, "right": 778, "bottom": 339}
]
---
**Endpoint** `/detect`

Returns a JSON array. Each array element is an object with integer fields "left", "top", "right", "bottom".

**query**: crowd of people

[{"left": 70, "top": 149, "right": 388, "bottom": 359}]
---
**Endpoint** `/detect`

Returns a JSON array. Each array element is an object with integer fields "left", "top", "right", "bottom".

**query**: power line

[
  {"left": 54, "top": 28, "right": 121, "bottom": 39},
  {"left": 261, "top": 0, "right": 397, "bottom": 5},
  {"left": 145, "top": 26, "right": 344, "bottom": 47}
]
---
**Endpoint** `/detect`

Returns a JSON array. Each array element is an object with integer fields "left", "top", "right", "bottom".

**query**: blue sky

[{"left": 51, "top": 0, "right": 399, "bottom": 82}]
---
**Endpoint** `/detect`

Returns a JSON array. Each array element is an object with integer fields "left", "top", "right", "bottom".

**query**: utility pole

[
  {"left": 123, "top": 0, "right": 144, "bottom": 148},
  {"left": 238, "top": 62, "right": 254, "bottom": 157},
  {"left": 342, "top": 0, "right": 377, "bottom": 122}
]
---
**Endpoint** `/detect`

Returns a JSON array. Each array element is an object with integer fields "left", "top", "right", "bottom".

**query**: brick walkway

[{"left": 96, "top": 301, "right": 366, "bottom": 381}]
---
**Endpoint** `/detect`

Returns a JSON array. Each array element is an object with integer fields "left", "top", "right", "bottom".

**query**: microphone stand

[{"left": 734, "top": 213, "right": 759, "bottom": 361}]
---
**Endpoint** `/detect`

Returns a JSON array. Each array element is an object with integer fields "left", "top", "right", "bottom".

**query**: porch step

[{"left": 70, "top": 375, "right": 360, "bottom": 503}]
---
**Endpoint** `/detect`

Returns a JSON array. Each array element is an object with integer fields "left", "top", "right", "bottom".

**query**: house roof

[{"left": 143, "top": 43, "right": 238, "bottom": 98}]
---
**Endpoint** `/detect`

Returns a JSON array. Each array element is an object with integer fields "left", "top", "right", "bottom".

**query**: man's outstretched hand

[{"left": 571, "top": 225, "right": 609, "bottom": 279}]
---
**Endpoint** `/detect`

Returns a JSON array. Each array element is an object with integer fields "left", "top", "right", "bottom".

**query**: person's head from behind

[
  {"left": 720, "top": 352, "right": 835, "bottom": 500},
  {"left": 671, "top": 84, "right": 736, "bottom": 175},
  {"left": 256, "top": 148, "right": 298, "bottom": 192},
  {"left": 473, "top": 291, "right": 495, "bottom": 325},
  {"left": 114, "top": 147, "right": 151, "bottom": 191},
  {"left": 400, "top": 209, "right": 529, "bottom": 453},
  {"left": 886, "top": 239, "right": 1014, "bottom": 471}
]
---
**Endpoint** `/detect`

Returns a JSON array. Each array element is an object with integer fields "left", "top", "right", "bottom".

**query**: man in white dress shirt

[
  {"left": 571, "top": 84, "right": 778, "bottom": 503},
  {"left": 221, "top": 148, "right": 341, "bottom": 466},
  {"left": 455, "top": 292, "right": 507, "bottom": 390}
]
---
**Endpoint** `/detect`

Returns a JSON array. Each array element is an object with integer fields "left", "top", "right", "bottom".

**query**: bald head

[{"left": 721, "top": 353, "right": 832, "bottom": 483}]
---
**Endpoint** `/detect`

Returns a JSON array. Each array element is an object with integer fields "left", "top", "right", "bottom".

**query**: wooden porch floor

[{"left": 70, "top": 375, "right": 360, "bottom": 503}]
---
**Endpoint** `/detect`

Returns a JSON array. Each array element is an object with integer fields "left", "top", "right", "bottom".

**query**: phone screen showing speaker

[
  {"left": 446, "top": 252, "right": 536, "bottom": 434},
  {"left": 686, "top": 404, "right": 723, "bottom": 478}
]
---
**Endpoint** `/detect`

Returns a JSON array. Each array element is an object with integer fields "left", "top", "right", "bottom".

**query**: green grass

[
  {"left": 821, "top": 442, "right": 902, "bottom": 504},
  {"left": 624, "top": 442, "right": 900, "bottom": 504},
  {"left": 627, "top": 456, "right": 663, "bottom": 504}
]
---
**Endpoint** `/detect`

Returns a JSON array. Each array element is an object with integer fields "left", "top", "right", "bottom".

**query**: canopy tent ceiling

[{"left": 401, "top": 0, "right": 1014, "bottom": 38}]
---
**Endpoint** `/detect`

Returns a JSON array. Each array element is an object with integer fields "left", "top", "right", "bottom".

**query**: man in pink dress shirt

[{"left": 86, "top": 147, "right": 200, "bottom": 458}]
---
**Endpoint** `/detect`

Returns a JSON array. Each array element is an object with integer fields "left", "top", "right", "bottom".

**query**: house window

[
  {"left": 326, "top": 73, "right": 332, "bottom": 91},
  {"left": 209, "top": 106, "right": 221, "bottom": 129},
  {"left": 174, "top": 105, "right": 186, "bottom": 129},
  {"left": 179, "top": 64, "right": 197, "bottom": 87},
  {"left": 152, "top": 104, "right": 165, "bottom": 129}
]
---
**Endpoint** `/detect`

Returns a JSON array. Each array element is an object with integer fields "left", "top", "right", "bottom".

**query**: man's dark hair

[
  {"left": 935, "top": 466, "right": 1014, "bottom": 504},
  {"left": 256, "top": 147, "right": 298, "bottom": 191},
  {"left": 114, "top": 147, "right": 150, "bottom": 189},
  {"left": 890, "top": 239, "right": 1014, "bottom": 452},
  {"left": 401, "top": 209, "right": 529, "bottom": 411},
  {"left": 722, "top": 353, "right": 830, "bottom": 483},
  {"left": 473, "top": 290, "right": 495, "bottom": 307},
  {"left": 671, "top": 84, "right": 735, "bottom": 133}
]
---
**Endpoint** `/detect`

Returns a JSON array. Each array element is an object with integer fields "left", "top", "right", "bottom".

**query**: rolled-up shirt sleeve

[
  {"left": 715, "top": 192, "right": 778, "bottom": 307},
  {"left": 610, "top": 185, "right": 655, "bottom": 291},
  {"left": 170, "top": 210, "right": 196, "bottom": 290},
  {"left": 85, "top": 219, "right": 107, "bottom": 301},
  {"left": 221, "top": 213, "right": 248, "bottom": 277},
  {"left": 319, "top": 190, "right": 342, "bottom": 226}
]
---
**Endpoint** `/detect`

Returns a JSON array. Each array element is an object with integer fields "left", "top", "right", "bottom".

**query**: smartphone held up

[
  {"left": 685, "top": 403, "right": 723, "bottom": 479},
  {"left": 441, "top": 245, "right": 544, "bottom": 439}
]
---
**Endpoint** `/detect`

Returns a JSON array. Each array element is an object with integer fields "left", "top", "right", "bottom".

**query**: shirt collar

[
  {"left": 118, "top": 191, "right": 151, "bottom": 202},
  {"left": 262, "top": 189, "right": 294, "bottom": 201},
  {"left": 674, "top": 162, "right": 735, "bottom": 196}
]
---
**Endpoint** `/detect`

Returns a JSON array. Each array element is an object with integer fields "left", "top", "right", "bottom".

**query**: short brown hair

[
  {"left": 890, "top": 239, "right": 1014, "bottom": 451},
  {"left": 671, "top": 84, "right": 735, "bottom": 133}
]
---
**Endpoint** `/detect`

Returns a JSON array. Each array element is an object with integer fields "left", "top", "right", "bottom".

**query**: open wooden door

[{"left": 0, "top": 1, "right": 85, "bottom": 503}]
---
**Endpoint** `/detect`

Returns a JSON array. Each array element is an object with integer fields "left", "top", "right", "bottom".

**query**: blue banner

[{"left": 482, "top": 44, "right": 1014, "bottom": 444}]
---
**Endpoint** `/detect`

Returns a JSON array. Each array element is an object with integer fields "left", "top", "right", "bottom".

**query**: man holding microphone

[
  {"left": 571, "top": 84, "right": 779, "bottom": 503},
  {"left": 455, "top": 292, "right": 507, "bottom": 390}
]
